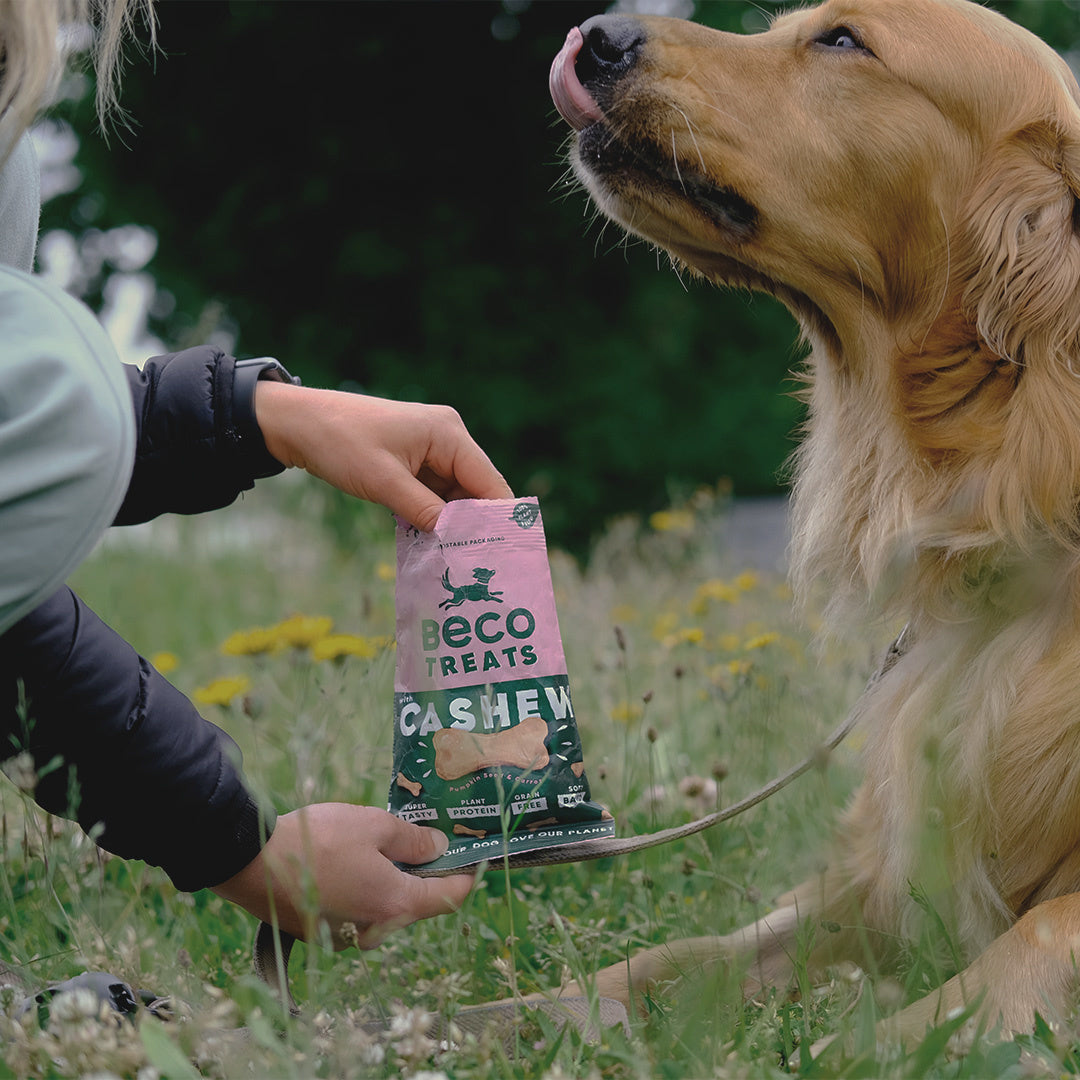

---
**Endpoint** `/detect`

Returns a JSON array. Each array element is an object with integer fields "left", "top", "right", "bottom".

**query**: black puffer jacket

[{"left": 0, "top": 346, "right": 288, "bottom": 892}]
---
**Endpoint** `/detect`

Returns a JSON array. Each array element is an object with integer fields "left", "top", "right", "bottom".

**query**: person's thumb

[
  {"left": 377, "top": 822, "right": 475, "bottom": 909},
  {"left": 379, "top": 819, "right": 450, "bottom": 865}
]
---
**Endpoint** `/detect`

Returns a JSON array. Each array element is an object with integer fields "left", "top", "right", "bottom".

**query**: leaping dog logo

[{"left": 438, "top": 567, "right": 503, "bottom": 609}]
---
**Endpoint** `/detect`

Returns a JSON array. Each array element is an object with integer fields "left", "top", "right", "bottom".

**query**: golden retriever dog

[{"left": 548, "top": 0, "right": 1080, "bottom": 1052}]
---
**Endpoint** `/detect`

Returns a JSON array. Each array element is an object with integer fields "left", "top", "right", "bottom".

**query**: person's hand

[
  {"left": 254, "top": 382, "right": 513, "bottom": 531},
  {"left": 211, "top": 804, "right": 475, "bottom": 949}
]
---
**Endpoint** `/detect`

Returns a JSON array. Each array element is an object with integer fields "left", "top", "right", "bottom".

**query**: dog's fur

[{"left": 552, "top": 0, "right": 1080, "bottom": 1049}]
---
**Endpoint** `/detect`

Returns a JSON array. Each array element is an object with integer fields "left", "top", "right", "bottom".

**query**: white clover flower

[
  {"left": 677, "top": 774, "right": 718, "bottom": 806},
  {"left": 48, "top": 987, "right": 103, "bottom": 1024},
  {"left": 357, "top": 1039, "right": 386, "bottom": 1067},
  {"left": 388, "top": 1006, "right": 437, "bottom": 1065}
]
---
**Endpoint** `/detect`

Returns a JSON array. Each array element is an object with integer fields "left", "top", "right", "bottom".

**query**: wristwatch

[
  {"left": 232, "top": 356, "right": 302, "bottom": 476},
  {"left": 234, "top": 355, "right": 301, "bottom": 394}
]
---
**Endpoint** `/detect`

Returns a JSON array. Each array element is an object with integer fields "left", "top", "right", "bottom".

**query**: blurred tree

[{"left": 39, "top": 0, "right": 1080, "bottom": 553}]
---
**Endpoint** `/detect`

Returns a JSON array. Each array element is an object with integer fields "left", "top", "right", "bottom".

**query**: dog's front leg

[
  {"left": 562, "top": 870, "right": 862, "bottom": 1015},
  {"left": 811, "top": 892, "right": 1080, "bottom": 1060}
]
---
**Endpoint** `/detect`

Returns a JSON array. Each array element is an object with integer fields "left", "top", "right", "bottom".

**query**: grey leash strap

[
  {"left": 252, "top": 628, "right": 908, "bottom": 1017},
  {"left": 406, "top": 692, "right": 863, "bottom": 876},
  {"left": 408, "top": 624, "right": 908, "bottom": 875},
  {"left": 253, "top": 921, "right": 301, "bottom": 1016}
]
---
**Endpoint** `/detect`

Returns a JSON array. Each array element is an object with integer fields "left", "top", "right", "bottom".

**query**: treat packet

[{"left": 388, "top": 497, "right": 614, "bottom": 872}]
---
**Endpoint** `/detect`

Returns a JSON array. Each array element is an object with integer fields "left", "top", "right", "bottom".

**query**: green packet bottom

[
  {"left": 388, "top": 675, "right": 615, "bottom": 872},
  {"left": 406, "top": 818, "right": 617, "bottom": 873}
]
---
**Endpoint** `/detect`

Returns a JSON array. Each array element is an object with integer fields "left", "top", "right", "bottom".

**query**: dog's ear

[
  {"left": 959, "top": 109, "right": 1080, "bottom": 540},
  {"left": 963, "top": 114, "right": 1080, "bottom": 368}
]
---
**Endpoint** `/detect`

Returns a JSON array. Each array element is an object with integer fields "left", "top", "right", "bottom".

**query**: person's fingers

[
  {"left": 405, "top": 872, "right": 475, "bottom": 917},
  {"left": 374, "top": 469, "right": 448, "bottom": 532},
  {"left": 447, "top": 447, "right": 513, "bottom": 502},
  {"left": 351, "top": 871, "right": 475, "bottom": 949},
  {"left": 414, "top": 406, "right": 512, "bottom": 500},
  {"left": 423, "top": 438, "right": 513, "bottom": 505},
  {"left": 381, "top": 455, "right": 512, "bottom": 532}
]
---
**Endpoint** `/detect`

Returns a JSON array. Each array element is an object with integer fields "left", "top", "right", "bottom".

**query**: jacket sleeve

[
  {"left": 115, "top": 346, "right": 288, "bottom": 525},
  {"left": 0, "top": 586, "right": 275, "bottom": 892}
]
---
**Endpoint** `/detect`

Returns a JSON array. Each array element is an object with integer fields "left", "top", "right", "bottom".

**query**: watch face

[{"left": 245, "top": 358, "right": 290, "bottom": 383}]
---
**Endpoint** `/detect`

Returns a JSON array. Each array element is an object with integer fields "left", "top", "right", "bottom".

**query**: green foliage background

[{"left": 40, "top": 0, "right": 1080, "bottom": 552}]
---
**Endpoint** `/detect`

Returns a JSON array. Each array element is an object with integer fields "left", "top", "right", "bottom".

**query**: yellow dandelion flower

[
  {"left": 651, "top": 612, "right": 679, "bottom": 641},
  {"left": 717, "top": 633, "right": 741, "bottom": 653},
  {"left": 273, "top": 614, "right": 334, "bottom": 648},
  {"left": 649, "top": 509, "right": 694, "bottom": 533},
  {"left": 706, "top": 663, "right": 729, "bottom": 685},
  {"left": 727, "top": 659, "right": 753, "bottom": 676},
  {"left": 744, "top": 632, "right": 780, "bottom": 650},
  {"left": 694, "top": 579, "right": 739, "bottom": 606},
  {"left": 193, "top": 675, "right": 252, "bottom": 707},
  {"left": 376, "top": 562, "right": 395, "bottom": 582},
  {"left": 221, "top": 627, "right": 280, "bottom": 656},
  {"left": 310, "top": 634, "right": 380, "bottom": 663},
  {"left": 663, "top": 626, "right": 705, "bottom": 649},
  {"left": 610, "top": 702, "right": 643, "bottom": 724},
  {"left": 734, "top": 571, "right": 760, "bottom": 592},
  {"left": 150, "top": 651, "right": 178, "bottom": 675}
]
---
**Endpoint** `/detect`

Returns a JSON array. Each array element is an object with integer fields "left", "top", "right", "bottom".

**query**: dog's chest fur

[{"left": 840, "top": 547, "right": 1080, "bottom": 956}]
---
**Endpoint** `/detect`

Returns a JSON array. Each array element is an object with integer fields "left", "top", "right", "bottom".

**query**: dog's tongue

[{"left": 550, "top": 27, "right": 604, "bottom": 131}]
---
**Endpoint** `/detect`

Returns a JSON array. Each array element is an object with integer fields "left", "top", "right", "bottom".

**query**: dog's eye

[{"left": 816, "top": 26, "right": 866, "bottom": 52}]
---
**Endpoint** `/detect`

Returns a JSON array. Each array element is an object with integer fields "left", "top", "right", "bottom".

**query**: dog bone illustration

[
  {"left": 525, "top": 816, "right": 559, "bottom": 831},
  {"left": 396, "top": 772, "right": 422, "bottom": 797},
  {"left": 453, "top": 823, "right": 487, "bottom": 838},
  {"left": 433, "top": 715, "right": 550, "bottom": 781}
]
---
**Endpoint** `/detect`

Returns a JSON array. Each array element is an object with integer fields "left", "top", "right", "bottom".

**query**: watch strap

[{"left": 232, "top": 356, "right": 302, "bottom": 478}]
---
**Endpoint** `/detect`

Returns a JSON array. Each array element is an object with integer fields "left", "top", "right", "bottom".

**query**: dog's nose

[{"left": 575, "top": 15, "right": 646, "bottom": 87}]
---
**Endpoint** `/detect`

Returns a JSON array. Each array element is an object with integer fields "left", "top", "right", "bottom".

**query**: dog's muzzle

[{"left": 550, "top": 15, "right": 645, "bottom": 131}]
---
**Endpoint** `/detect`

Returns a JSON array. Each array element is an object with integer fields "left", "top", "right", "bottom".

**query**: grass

[{"left": 0, "top": 475, "right": 1071, "bottom": 1077}]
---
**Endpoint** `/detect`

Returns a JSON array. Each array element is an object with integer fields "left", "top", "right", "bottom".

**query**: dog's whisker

[
  {"left": 670, "top": 129, "right": 688, "bottom": 196},
  {"left": 672, "top": 104, "right": 708, "bottom": 175},
  {"left": 749, "top": 1, "right": 778, "bottom": 30},
  {"left": 696, "top": 99, "right": 751, "bottom": 130}
]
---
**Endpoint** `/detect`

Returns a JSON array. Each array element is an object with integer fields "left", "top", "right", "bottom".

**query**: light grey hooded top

[{"left": 0, "top": 131, "right": 135, "bottom": 634}]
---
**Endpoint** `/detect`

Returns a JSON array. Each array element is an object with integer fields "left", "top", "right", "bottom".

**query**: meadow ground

[{"left": 0, "top": 477, "right": 1070, "bottom": 1078}]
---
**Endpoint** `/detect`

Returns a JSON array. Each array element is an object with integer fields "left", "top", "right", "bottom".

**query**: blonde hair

[{"left": 0, "top": 0, "right": 156, "bottom": 153}]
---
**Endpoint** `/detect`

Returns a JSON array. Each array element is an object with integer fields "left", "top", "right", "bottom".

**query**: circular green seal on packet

[{"left": 510, "top": 502, "right": 540, "bottom": 529}]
